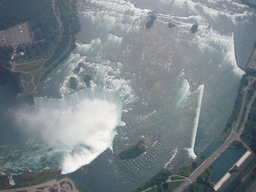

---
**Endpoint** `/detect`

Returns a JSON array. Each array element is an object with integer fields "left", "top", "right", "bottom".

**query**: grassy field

[
  {"left": 15, "top": 60, "right": 43, "bottom": 71},
  {"left": 133, "top": 169, "right": 173, "bottom": 192},
  {"left": 183, "top": 165, "right": 213, "bottom": 192},
  {"left": 179, "top": 156, "right": 206, "bottom": 177},
  {"left": 170, "top": 176, "right": 185, "bottom": 181},
  {"left": 147, "top": 181, "right": 183, "bottom": 192},
  {"left": 33, "top": 66, "right": 47, "bottom": 86},
  {"left": 19, "top": 72, "right": 32, "bottom": 82}
]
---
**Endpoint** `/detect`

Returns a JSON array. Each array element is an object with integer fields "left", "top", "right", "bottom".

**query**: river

[{"left": 0, "top": 0, "right": 256, "bottom": 191}]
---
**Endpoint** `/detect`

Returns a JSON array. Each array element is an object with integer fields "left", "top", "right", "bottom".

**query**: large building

[{"left": 214, "top": 151, "right": 255, "bottom": 192}]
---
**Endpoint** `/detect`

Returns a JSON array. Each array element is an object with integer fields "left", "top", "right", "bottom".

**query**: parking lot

[{"left": 0, "top": 22, "right": 32, "bottom": 50}]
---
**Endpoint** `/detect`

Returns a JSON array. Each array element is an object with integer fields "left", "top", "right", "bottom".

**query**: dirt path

[{"left": 141, "top": 175, "right": 188, "bottom": 192}]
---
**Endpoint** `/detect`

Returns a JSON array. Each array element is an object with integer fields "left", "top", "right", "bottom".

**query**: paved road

[
  {"left": 238, "top": 90, "right": 256, "bottom": 135},
  {"left": 174, "top": 131, "right": 239, "bottom": 192},
  {"left": 174, "top": 75, "right": 256, "bottom": 192},
  {"left": 234, "top": 77, "right": 256, "bottom": 133}
]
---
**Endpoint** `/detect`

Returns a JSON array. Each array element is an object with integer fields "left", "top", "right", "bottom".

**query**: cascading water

[
  {"left": 14, "top": 88, "right": 124, "bottom": 174},
  {"left": 0, "top": 0, "right": 256, "bottom": 191}
]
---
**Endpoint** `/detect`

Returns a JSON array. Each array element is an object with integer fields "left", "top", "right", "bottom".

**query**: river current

[{"left": 0, "top": 0, "right": 256, "bottom": 191}]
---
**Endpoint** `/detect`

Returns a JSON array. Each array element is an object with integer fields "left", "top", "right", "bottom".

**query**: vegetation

[
  {"left": 242, "top": 123, "right": 256, "bottom": 153},
  {"left": 146, "top": 15, "right": 157, "bottom": 29},
  {"left": 241, "top": 77, "right": 256, "bottom": 153},
  {"left": 15, "top": 170, "right": 61, "bottom": 188},
  {"left": 0, "top": 175, "right": 10, "bottom": 189},
  {"left": 232, "top": 165, "right": 256, "bottom": 192},
  {"left": 191, "top": 23, "right": 198, "bottom": 33},
  {"left": 168, "top": 22, "right": 176, "bottom": 28},
  {"left": 143, "top": 181, "right": 183, "bottom": 192},
  {"left": 0, "top": 0, "right": 80, "bottom": 94},
  {"left": 184, "top": 166, "right": 214, "bottom": 192},
  {"left": 222, "top": 74, "right": 248, "bottom": 140},
  {"left": 0, "top": 66, "right": 21, "bottom": 105},
  {"left": 70, "top": 77, "right": 77, "bottom": 90},
  {"left": 179, "top": 156, "right": 206, "bottom": 177},
  {"left": 84, "top": 75, "right": 91, "bottom": 87},
  {"left": 0, "top": 0, "right": 57, "bottom": 39},
  {"left": 133, "top": 169, "right": 173, "bottom": 192},
  {"left": 230, "top": 141, "right": 243, "bottom": 148},
  {"left": 170, "top": 176, "right": 184, "bottom": 180},
  {"left": 0, "top": 45, "right": 13, "bottom": 68},
  {"left": 41, "top": 0, "right": 80, "bottom": 73},
  {"left": 0, "top": 170, "right": 61, "bottom": 190},
  {"left": 119, "top": 140, "right": 146, "bottom": 159}
]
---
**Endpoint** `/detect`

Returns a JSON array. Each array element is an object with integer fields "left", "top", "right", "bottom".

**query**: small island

[
  {"left": 117, "top": 137, "right": 157, "bottom": 160},
  {"left": 146, "top": 14, "right": 157, "bottom": 29},
  {"left": 191, "top": 22, "right": 198, "bottom": 33},
  {"left": 168, "top": 20, "right": 176, "bottom": 28}
]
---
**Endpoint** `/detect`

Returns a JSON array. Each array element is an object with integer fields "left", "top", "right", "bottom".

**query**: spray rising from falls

[{"left": 15, "top": 88, "right": 124, "bottom": 174}]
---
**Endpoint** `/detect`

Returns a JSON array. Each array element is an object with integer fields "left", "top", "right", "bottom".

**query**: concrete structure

[
  {"left": 247, "top": 45, "right": 256, "bottom": 70},
  {"left": 214, "top": 151, "right": 255, "bottom": 192}
]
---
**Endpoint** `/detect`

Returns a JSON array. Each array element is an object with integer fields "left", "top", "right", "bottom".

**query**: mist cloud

[{"left": 14, "top": 89, "right": 123, "bottom": 173}]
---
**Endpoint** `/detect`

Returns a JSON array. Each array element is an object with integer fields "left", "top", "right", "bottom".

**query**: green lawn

[
  {"left": 170, "top": 176, "right": 185, "bottom": 181},
  {"left": 27, "top": 83, "right": 34, "bottom": 93},
  {"left": 15, "top": 60, "right": 43, "bottom": 71},
  {"left": 147, "top": 181, "right": 183, "bottom": 192},
  {"left": 179, "top": 156, "right": 206, "bottom": 177},
  {"left": 183, "top": 166, "right": 213, "bottom": 192},
  {"left": 19, "top": 72, "right": 32, "bottom": 82}
]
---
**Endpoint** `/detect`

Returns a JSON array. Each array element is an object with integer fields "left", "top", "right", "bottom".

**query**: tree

[
  {"left": 192, "top": 161, "right": 197, "bottom": 169},
  {"left": 189, "top": 185, "right": 195, "bottom": 192},
  {"left": 163, "top": 182, "right": 169, "bottom": 190},
  {"left": 157, "top": 184, "right": 162, "bottom": 192}
]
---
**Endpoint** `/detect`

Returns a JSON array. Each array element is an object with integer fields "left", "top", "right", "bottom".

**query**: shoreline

[{"left": 0, "top": 175, "right": 80, "bottom": 192}]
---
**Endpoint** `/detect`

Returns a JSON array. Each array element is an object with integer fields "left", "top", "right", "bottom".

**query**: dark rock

[{"left": 191, "top": 22, "right": 198, "bottom": 33}]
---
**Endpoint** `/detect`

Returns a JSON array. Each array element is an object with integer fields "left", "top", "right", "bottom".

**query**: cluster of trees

[
  {"left": 0, "top": 0, "right": 31, "bottom": 30},
  {"left": 0, "top": 0, "right": 60, "bottom": 61},
  {"left": 196, "top": 176, "right": 213, "bottom": 190},
  {"left": 119, "top": 140, "right": 146, "bottom": 160},
  {"left": 191, "top": 23, "right": 198, "bottom": 33},
  {"left": 187, "top": 174, "right": 214, "bottom": 192},
  {"left": 0, "top": 175, "right": 10, "bottom": 190},
  {"left": 135, "top": 169, "right": 172, "bottom": 191},
  {"left": 0, "top": 0, "right": 57, "bottom": 41},
  {"left": 241, "top": 75, "right": 256, "bottom": 153},
  {"left": 23, "top": 34, "right": 58, "bottom": 60},
  {"left": 250, "top": 129, "right": 256, "bottom": 153},
  {"left": 0, "top": 45, "right": 13, "bottom": 68},
  {"left": 168, "top": 22, "right": 176, "bottom": 28},
  {"left": 223, "top": 74, "right": 248, "bottom": 132},
  {"left": 44, "top": 0, "right": 80, "bottom": 68},
  {"left": 242, "top": 126, "right": 256, "bottom": 153},
  {"left": 146, "top": 15, "right": 156, "bottom": 29}
]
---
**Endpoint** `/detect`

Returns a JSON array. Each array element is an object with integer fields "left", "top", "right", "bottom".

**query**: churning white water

[
  {"left": 14, "top": 88, "right": 124, "bottom": 174},
  {"left": 1, "top": 0, "right": 256, "bottom": 191}
]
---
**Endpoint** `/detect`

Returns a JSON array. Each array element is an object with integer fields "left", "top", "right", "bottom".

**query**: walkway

[{"left": 0, "top": 177, "right": 79, "bottom": 192}]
